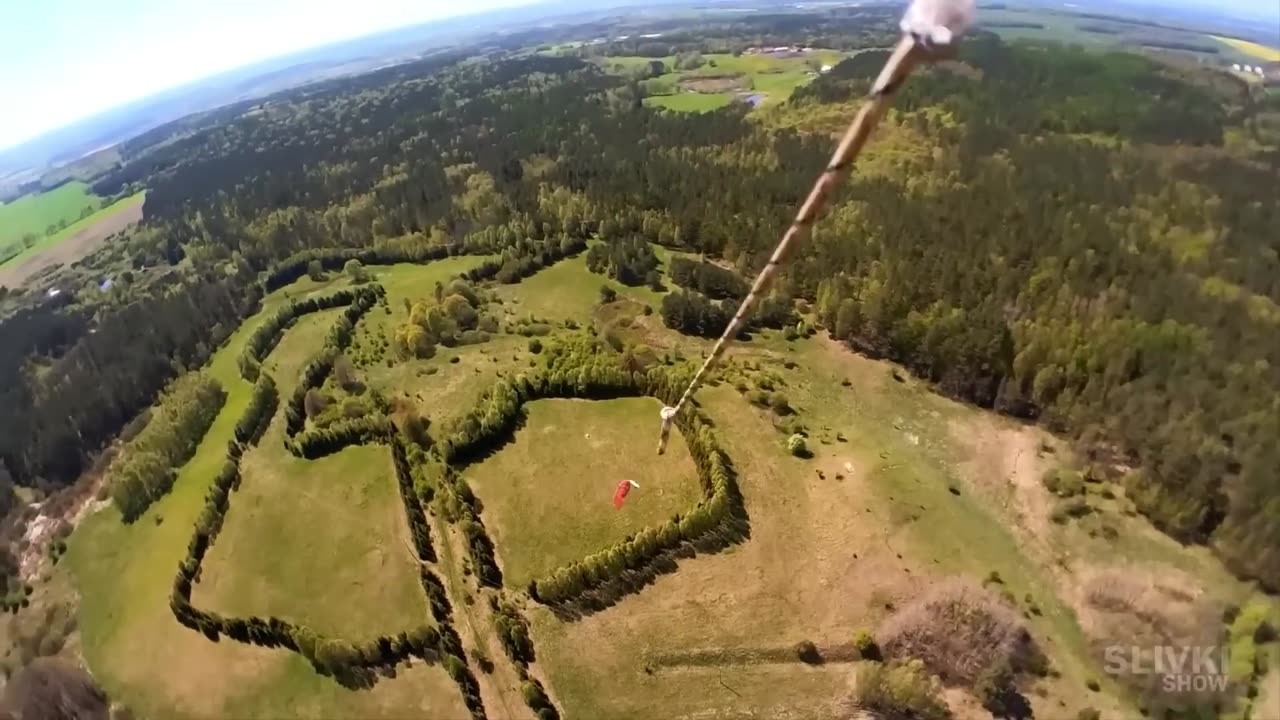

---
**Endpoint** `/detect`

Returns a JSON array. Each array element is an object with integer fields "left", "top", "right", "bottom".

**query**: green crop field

[
  {"left": 0, "top": 191, "right": 145, "bottom": 280},
  {"left": 0, "top": 182, "right": 99, "bottom": 248},
  {"left": 466, "top": 397, "right": 702, "bottom": 588}
]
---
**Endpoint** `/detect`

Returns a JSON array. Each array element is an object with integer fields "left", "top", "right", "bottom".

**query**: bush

[
  {"left": 599, "top": 285, "right": 617, "bottom": 304},
  {"left": 528, "top": 338, "right": 543, "bottom": 354},
  {"left": 852, "top": 660, "right": 951, "bottom": 720},
  {"left": 795, "top": 639, "right": 822, "bottom": 664},
  {"left": 787, "top": 433, "right": 807, "bottom": 457},
  {"left": 1086, "top": 678, "right": 1101, "bottom": 692},
  {"left": 853, "top": 630, "right": 881, "bottom": 661}
]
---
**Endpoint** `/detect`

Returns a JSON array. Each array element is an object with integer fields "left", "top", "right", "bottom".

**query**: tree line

[
  {"left": 110, "top": 373, "right": 226, "bottom": 522},
  {"left": 668, "top": 256, "right": 748, "bottom": 300},
  {"left": 432, "top": 334, "right": 746, "bottom": 610},
  {"left": 167, "top": 368, "right": 486, "bottom": 714}
]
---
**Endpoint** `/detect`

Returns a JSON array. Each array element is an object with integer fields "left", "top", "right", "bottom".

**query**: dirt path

[{"left": 432, "top": 516, "right": 538, "bottom": 720}]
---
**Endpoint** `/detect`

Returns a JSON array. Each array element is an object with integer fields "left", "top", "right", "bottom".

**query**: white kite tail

[{"left": 653, "top": 0, "right": 975, "bottom": 455}]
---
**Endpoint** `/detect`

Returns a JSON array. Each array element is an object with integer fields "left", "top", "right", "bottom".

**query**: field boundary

[
  {"left": 434, "top": 340, "right": 749, "bottom": 618},
  {"left": 164, "top": 286, "right": 489, "bottom": 718}
]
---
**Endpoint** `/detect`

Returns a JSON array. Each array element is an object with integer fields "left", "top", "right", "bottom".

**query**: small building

[
  {"left": 820, "top": 64, "right": 834, "bottom": 73},
  {"left": 1232, "top": 63, "right": 1242, "bottom": 71}
]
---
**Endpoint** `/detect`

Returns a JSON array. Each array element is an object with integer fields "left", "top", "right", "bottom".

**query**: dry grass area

[{"left": 877, "top": 579, "right": 1039, "bottom": 684}]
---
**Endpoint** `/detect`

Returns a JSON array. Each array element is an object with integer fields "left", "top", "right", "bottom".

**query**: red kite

[{"left": 613, "top": 480, "right": 640, "bottom": 508}]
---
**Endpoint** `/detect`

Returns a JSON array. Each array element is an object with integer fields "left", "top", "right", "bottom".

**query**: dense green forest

[{"left": 0, "top": 20, "right": 1276, "bottom": 592}]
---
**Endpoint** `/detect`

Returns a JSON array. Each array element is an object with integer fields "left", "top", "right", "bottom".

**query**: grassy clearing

[
  {"left": 0, "top": 182, "right": 99, "bottom": 250},
  {"left": 466, "top": 397, "right": 702, "bottom": 589},
  {"left": 644, "top": 93, "right": 734, "bottom": 113},
  {"left": 0, "top": 192, "right": 144, "bottom": 271},
  {"left": 1212, "top": 35, "right": 1280, "bottom": 61},
  {"left": 192, "top": 310, "right": 429, "bottom": 640},
  {"left": 610, "top": 50, "right": 846, "bottom": 112},
  {"left": 524, "top": 332, "right": 1131, "bottom": 719},
  {"left": 495, "top": 248, "right": 671, "bottom": 324},
  {"left": 64, "top": 279, "right": 465, "bottom": 720}
]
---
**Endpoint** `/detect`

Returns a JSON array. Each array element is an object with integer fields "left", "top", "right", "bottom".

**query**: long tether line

[{"left": 656, "top": 28, "right": 962, "bottom": 454}]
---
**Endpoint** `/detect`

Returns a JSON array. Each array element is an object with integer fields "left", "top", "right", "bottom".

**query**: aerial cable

[{"left": 657, "top": 0, "right": 977, "bottom": 454}]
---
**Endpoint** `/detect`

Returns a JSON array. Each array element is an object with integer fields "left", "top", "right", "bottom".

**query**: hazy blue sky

[
  {"left": 0, "top": 0, "right": 540, "bottom": 151},
  {"left": 0, "top": 0, "right": 1276, "bottom": 152}
]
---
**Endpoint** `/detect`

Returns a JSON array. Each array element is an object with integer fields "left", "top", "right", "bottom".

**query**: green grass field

[
  {"left": 465, "top": 397, "right": 702, "bottom": 589},
  {"left": 60, "top": 248, "right": 1277, "bottom": 719},
  {"left": 644, "top": 92, "right": 734, "bottom": 112},
  {"left": 192, "top": 311, "right": 430, "bottom": 640},
  {"left": 0, "top": 191, "right": 145, "bottom": 270},
  {"left": 63, "top": 275, "right": 469, "bottom": 719},
  {"left": 0, "top": 182, "right": 99, "bottom": 250}
]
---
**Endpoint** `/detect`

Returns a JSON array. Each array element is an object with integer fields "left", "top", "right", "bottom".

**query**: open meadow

[
  {"left": 51, "top": 242, "right": 1280, "bottom": 720},
  {"left": 466, "top": 397, "right": 702, "bottom": 589}
]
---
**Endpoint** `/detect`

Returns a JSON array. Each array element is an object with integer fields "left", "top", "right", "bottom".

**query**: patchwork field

[
  {"left": 63, "top": 262, "right": 490, "bottom": 719},
  {"left": 193, "top": 312, "right": 429, "bottom": 640},
  {"left": 0, "top": 182, "right": 100, "bottom": 251},
  {"left": 60, "top": 248, "right": 1278, "bottom": 720},
  {"left": 600, "top": 50, "right": 849, "bottom": 113},
  {"left": 0, "top": 191, "right": 145, "bottom": 289}
]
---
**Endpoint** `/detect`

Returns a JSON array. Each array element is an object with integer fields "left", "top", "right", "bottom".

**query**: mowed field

[
  {"left": 63, "top": 263, "right": 486, "bottom": 719},
  {"left": 0, "top": 191, "right": 145, "bottom": 289},
  {"left": 62, "top": 247, "right": 1277, "bottom": 719},
  {"left": 466, "top": 397, "right": 703, "bottom": 589}
]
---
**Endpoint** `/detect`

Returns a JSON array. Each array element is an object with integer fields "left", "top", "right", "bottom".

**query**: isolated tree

[{"left": 344, "top": 259, "right": 369, "bottom": 284}]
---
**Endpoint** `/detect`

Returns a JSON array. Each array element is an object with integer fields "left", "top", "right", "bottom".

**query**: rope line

[{"left": 657, "top": 35, "right": 935, "bottom": 454}]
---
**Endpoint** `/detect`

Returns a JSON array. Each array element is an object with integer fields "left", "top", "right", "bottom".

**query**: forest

[{"left": 0, "top": 18, "right": 1276, "bottom": 602}]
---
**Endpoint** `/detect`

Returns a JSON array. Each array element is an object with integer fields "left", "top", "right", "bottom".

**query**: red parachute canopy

[{"left": 613, "top": 480, "right": 639, "bottom": 509}]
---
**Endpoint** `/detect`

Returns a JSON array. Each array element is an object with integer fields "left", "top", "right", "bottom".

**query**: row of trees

[
  {"left": 239, "top": 287, "right": 376, "bottom": 381},
  {"left": 110, "top": 374, "right": 226, "bottom": 522},
  {"left": 668, "top": 257, "right": 748, "bottom": 300},
  {"left": 233, "top": 374, "right": 278, "bottom": 446},
  {"left": 660, "top": 289, "right": 794, "bottom": 339},
  {"left": 430, "top": 334, "right": 744, "bottom": 608},
  {"left": 585, "top": 237, "right": 661, "bottom": 287},
  {"left": 465, "top": 234, "right": 587, "bottom": 285},
  {"left": 282, "top": 287, "right": 384, "bottom": 439},
  {"left": 165, "top": 359, "right": 486, "bottom": 714}
]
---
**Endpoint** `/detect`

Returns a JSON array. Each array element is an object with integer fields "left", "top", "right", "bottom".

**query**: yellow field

[{"left": 1212, "top": 35, "right": 1280, "bottom": 61}]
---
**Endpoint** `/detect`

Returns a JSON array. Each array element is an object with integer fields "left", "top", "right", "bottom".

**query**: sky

[
  {"left": 0, "top": 0, "right": 542, "bottom": 151},
  {"left": 0, "top": 0, "right": 1276, "bottom": 152}
]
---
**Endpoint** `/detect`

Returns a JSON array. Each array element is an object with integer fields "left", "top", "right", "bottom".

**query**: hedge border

[{"left": 435, "top": 363, "right": 748, "bottom": 617}]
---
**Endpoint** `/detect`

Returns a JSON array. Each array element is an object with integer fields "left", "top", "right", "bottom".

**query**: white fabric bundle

[{"left": 900, "top": 0, "right": 977, "bottom": 47}]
